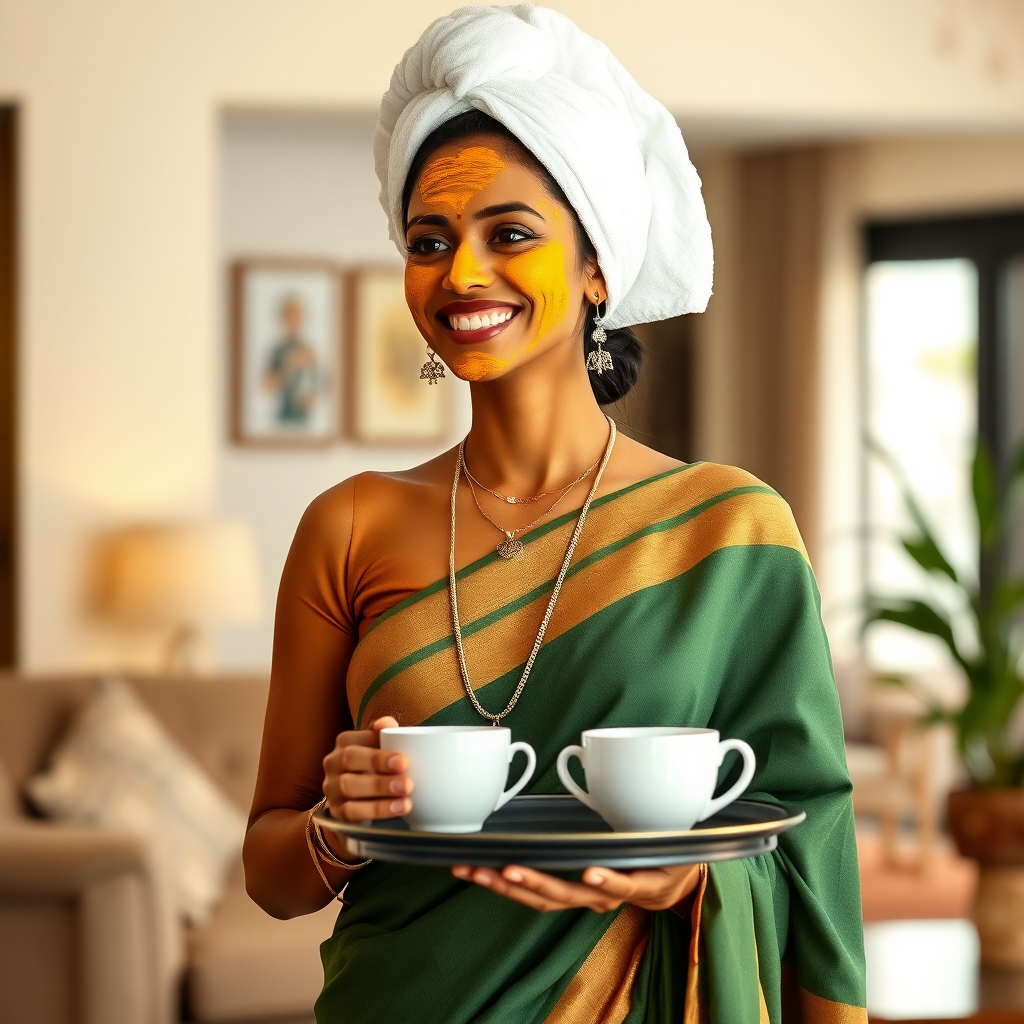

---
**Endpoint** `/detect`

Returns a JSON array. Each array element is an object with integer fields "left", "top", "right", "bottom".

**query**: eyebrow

[
  {"left": 474, "top": 202, "right": 544, "bottom": 221},
  {"left": 405, "top": 202, "right": 546, "bottom": 233},
  {"left": 406, "top": 213, "right": 449, "bottom": 230}
]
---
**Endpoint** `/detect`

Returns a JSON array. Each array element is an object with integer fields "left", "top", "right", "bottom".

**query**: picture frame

[
  {"left": 346, "top": 266, "right": 447, "bottom": 443},
  {"left": 230, "top": 258, "right": 343, "bottom": 446}
]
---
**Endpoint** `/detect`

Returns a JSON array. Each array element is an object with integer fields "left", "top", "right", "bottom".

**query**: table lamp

[{"left": 99, "top": 521, "right": 262, "bottom": 673}]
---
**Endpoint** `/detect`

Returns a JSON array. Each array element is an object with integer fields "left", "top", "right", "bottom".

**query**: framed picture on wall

[
  {"left": 230, "top": 259, "right": 343, "bottom": 446},
  {"left": 346, "top": 266, "right": 447, "bottom": 443}
]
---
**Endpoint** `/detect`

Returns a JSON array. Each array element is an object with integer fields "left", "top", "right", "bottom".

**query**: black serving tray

[{"left": 315, "top": 795, "right": 805, "bottom": 870}]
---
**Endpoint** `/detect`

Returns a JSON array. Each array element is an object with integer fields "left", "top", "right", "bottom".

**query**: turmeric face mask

[
  {"left": 404, "top": 140, "right": 594, "bottom": 382},
  {"left": 417, "top": 147, "right": 507, "bottom": 215},
  {"left": 504, "top": 229, "right": 571, "bottom": 351},
  {"left": 450, "top": 351, "right": 510, "bottom": 381}
]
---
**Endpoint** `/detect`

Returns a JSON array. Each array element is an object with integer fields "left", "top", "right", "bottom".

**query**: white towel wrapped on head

[{"left": 375, "top": 4, "right": 713, "bottom": 329}]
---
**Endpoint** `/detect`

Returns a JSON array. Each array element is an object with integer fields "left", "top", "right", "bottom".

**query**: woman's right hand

[{"left": 322, "top": 716, "right": 413, "bottom": 823}]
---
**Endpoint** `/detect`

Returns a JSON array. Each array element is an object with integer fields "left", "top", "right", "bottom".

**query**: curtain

[{"left": 735, "top": 148, "right": 824, "bottom": 564}]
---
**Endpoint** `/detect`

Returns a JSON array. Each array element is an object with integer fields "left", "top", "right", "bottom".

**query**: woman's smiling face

[{"left": 404, "top": 137, "right": 601, "bottom": 383}]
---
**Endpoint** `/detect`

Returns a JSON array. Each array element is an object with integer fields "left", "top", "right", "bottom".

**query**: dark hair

[{"left": 402, "top": 109, "right": 642, "bottom": 405}]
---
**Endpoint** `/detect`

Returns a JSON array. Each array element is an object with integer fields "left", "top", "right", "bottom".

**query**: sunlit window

[{"left": 864, "top": 259, "right": 978, "bottom": 671}]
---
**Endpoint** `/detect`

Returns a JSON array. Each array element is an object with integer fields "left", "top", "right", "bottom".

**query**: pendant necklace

[
  {"left": 462, "top": 456, "right": 599, "bottom": 506},
  {"left": 462, "top": 452, "right": 601, "bottom": 559},
  {"left": 464, "top": 471, "right": 579, "bottom": 560},
  {"left": 448, "top": 415, "right": 616, "bottom": 725}
]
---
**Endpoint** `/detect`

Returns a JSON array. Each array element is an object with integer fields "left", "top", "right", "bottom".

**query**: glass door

[
  {"left": 863, "top": 212, "right": 1024, "bottom": 674},
  {"left": 864, "top": 259, "right": 978, "bottom": 671}
]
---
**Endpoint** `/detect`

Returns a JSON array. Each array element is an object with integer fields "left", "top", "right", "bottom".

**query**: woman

[{"left": 243, "top": 8, "right": 865, "bottom": 1023}]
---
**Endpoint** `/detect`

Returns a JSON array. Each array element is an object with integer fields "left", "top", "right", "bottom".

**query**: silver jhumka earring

[
  {"left": 585, "top": 297, "right": 613, "bottom": 375},
  {"left": 420, "top": 346, "right": 445, "bottom": 384}
]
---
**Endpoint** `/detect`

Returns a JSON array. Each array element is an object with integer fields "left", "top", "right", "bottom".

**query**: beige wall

[
  {"left": 2, "top": 0, "right": 1024, "bottom": 669},
  {"left": 217, "top": 112, "right": 471, "bottom": 667}
]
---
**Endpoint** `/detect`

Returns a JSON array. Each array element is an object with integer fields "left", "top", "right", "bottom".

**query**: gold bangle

[
  {"left": 305, "top": 803, "right": 343, "bottom": 901},
  {"left": 311, "top": 798, "right": 373, "bottom": 870},
  {"left": 314, "top": 825, "right": 373, "bottom": 870}
]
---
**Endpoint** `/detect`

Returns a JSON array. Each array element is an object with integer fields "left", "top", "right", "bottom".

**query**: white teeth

[{"left": 449, "top": 309, "right": 515, "bottom": 330}]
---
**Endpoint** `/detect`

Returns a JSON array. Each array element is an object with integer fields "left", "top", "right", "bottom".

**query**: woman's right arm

[{"left": 242, "top": 479, "right": 412, "bottom": 919}]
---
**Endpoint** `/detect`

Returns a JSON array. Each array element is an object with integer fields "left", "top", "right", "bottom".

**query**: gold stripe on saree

[
  {"left": 780, "top": 962, "right": 868, "bottom": 1024},
  {"left": 756, "top": 947, "right": 771, "bottom": 1024},
  {"left": 354, "top": 481, "right": 805, "bottom": 726},
  {"left": 543, "top": 905, "right": 651, "bottom": 1024},
  {"left": 794, "top": 987, "right": 868, "bottom": 1024},
  {"left": 348, "top": 462, "right": 775, "bottom": 717},
  {"left": 349, "top": 465, "right": 694, "bottom": 714},
  {"left": 684, "top": 864, "right": 710, "bottom": 1024}
]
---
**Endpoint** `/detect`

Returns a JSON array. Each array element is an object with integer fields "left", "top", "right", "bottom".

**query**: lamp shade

[{"left": 101, "top": 521, "right": 262, "bottom": 628}]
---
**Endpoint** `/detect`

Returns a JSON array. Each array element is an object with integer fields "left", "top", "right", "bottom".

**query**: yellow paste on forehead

[
  {"left": 417, "top": 146, "right": 507, "bottom": 214},
  {"left": 452, "top": 351, "right": 509, "bottom": 381}
]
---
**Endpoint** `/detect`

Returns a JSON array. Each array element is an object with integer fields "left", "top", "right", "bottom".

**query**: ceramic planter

[{"left": 948, "top": 789, "right": 1024, "bottom": 968}]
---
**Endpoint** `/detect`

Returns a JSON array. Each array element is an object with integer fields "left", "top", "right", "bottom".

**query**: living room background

[{"left": 1, "top": 1, "right": 1023, "bottom": 677}]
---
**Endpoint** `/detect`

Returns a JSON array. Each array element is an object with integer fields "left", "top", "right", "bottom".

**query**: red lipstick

[{"left": 436, "top": 300, "right": 521, "bottom": 345}]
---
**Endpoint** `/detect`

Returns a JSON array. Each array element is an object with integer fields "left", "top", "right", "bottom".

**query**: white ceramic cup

[
  {"left": 556, "top": 727, "right": 756, "bottom": 832},
  {"left": 379, "top": 726, "right": 537, "bottom": 834}
]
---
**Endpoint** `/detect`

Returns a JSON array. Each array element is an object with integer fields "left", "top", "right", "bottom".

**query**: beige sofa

[{"left": 0, "top": 674, "right": 338, "bottom": 1024}]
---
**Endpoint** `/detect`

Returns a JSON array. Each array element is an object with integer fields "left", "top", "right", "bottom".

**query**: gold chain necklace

[
  {"left": 448, "top": 416, "right": 617, "bottom": 725},
  {"left": 462, "top": 457, "right": 599, "bottom": 506},
  {"left": 464, "top": 471, "right": 580, "bottom": 560}
]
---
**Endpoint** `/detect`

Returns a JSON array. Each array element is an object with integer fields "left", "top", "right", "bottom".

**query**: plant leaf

[
  {"left": 973, "top": 441, "right": 999, "bottom": 547},
  {"left": 902, "top": 536, "right": 959, "bottom": 584},
  {"left": 1011, "top": 436, "right": 1024, "bottom": 485},
  {"left": 866, "top": 599, "right": 971, "bottom": 673},
  {"left": 919, "top": 706, "right": 955, "bottom": 726},
  {"left": 995, "top": 578, "right": 1024, "bottom": 616},
  {"left": 866, "top": 436, "right": 960, "bottom": 583},
  {"left": 873, "top": 672, "right": 908, "bottom": 689},
  {"left": 1010, "top": 751, "right": 1024, "bottom": 788}
]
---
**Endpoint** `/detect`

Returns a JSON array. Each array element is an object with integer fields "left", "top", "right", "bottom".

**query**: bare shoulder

[
  {"left": 351, "top": 447, "right": 458, "bottom": 518},
  {"left": 600, "top": 432, "right": 683, "bottom": 493},
  {"left": 363, "top": 445, "right": 459, "bottom": 491},
  {"left": 305, "top": 448, "right": 456, "bottom": 515},
  {"left": 302, "top": 447, "right": 458, "bottom": 549}
]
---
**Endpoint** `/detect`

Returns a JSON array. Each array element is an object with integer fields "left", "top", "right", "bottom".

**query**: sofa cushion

[
  {"left": 0, "top": 674, "right": 270, "bottom": 815},
  {"left": 187, "top": 869, "right": 338, "bottom": 1022},
  {"left": 130, "top": 676, "right": 269, "bottom": 812},
  {"left": 0, "top": 675, "right": 98, "bottom": 797},
  {"left": 26, "top": 678, "right": 246, "bottom": 925}
]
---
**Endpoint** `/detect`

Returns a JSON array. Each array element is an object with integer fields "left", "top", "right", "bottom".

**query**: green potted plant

[{"left": 865, "top": 439, "right": 1024, "bottom": 967}]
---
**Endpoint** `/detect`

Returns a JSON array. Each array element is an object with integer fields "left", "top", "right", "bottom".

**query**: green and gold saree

[{"left": 317, "top": 463, "right": 866, "bottom": 1024}]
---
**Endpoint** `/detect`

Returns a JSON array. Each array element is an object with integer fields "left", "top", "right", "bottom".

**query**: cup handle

[
  {"left": 700, "top": 738, "right": 756, "bottom": 821},
  {"left": 556, "top": 745, "right": 597, "bottom": 812},
  {"left": 494, "top": 741, "right": 537, "bottom": 811}
]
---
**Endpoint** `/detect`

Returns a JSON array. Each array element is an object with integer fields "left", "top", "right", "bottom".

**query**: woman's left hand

[{"left": 451, "top": 862, "right": 701, "bottom": 913}]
